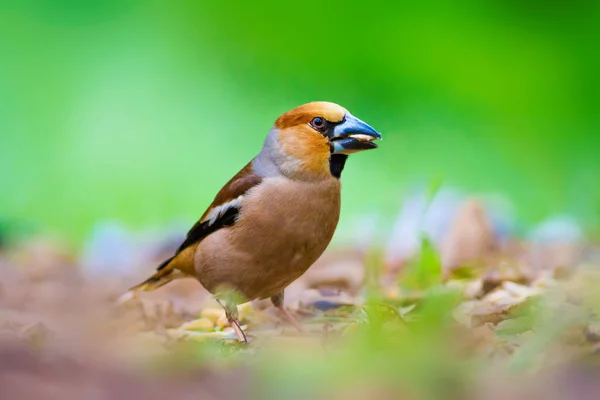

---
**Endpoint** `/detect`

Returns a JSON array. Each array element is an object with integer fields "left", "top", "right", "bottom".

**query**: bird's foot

[
  {"left": 277, "top": 306, "right": 305, "bottom": 334},
  {"left": 216, "top": 298, "right": 249, "bottom": 344},
  {"left": 230, "top": 319, "right": 249, "bottom": 344}
]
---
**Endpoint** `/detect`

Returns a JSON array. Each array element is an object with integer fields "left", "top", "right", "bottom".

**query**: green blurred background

[{"left": 1, "top": 0, "right": 598, "bottom": 244}]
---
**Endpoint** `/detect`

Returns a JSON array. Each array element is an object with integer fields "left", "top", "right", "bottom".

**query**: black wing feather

[{"left": 175, "top": 206, "right": 239, "bottom": 254}]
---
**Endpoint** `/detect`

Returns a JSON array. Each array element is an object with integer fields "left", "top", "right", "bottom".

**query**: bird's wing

[
  {"left": 126, "top": 160, "right": 262, "bottom": 293},
  {"left": 158, "top": 160, "right": 262, "bottom": 270}
]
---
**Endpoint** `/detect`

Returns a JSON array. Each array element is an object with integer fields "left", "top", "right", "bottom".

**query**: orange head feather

[
  {"left": 258, "top": 101, "right": 380, "bottom": 181},
  {"left": 273, "top": 102, "right": 348, "bottom": 179},
  {"left": 274, "top": 102, "right": 348, "bottom": 129}
]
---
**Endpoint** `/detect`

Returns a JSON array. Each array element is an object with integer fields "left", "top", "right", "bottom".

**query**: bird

[{"left": 124, "top": 101, "right": 381, "bottom": 342}]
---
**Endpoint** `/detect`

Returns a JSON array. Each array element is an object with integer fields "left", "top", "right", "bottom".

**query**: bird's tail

[
  {"left": 117, "top": 256, "right": 180, "bottom": 304},
  {"left": 129, "top": 256, "right": 176, "bottom": 291}
]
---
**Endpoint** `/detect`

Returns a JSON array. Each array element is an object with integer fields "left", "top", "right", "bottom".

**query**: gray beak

[{"left": 330, "top": 113, "right": 382, "bottom": 155}]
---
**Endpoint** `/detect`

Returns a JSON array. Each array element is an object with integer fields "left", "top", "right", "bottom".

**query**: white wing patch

[{"left": 204, "top": 195, "right": 244, "bottom": 226}]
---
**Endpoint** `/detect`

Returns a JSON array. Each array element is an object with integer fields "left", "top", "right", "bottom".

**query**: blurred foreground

[{"left": 1, "top": 188, "right": 600, "bottom": 399}]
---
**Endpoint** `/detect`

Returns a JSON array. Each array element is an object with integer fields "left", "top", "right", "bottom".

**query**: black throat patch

[{"left": 329, "top": 154, "right": 348, "bottom": 178}]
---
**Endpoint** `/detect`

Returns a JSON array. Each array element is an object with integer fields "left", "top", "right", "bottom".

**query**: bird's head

[{"left": 262, "top": 102, "right": 381, "bottom": 180}]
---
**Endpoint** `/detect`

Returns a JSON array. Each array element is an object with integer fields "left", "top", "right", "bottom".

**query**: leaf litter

[{"left": 0, "top": 198, "right": 599, "bottom": 399}]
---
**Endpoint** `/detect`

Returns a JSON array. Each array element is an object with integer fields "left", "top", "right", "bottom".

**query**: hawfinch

[{"left": 127, "top": 101, "right": 381, "bottom": 342}]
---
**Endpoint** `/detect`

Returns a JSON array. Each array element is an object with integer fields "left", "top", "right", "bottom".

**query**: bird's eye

[{"left": 310, "top": 116, "right": 327, "bottom": 131}]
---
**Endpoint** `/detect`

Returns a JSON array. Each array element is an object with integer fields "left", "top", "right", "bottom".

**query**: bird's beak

[{"left": 330, "top": 113, "right": 382, "bottom": 155}]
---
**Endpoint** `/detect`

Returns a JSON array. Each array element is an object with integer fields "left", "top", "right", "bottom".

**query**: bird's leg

[
  {"left": 216, "top": 299, "right": 248, "bottom": 343},
  {"left": 271, "top": 291, "right": 305, "bottom": 333}
]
